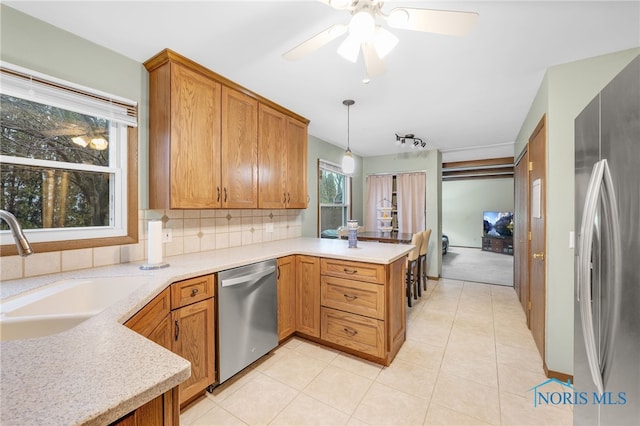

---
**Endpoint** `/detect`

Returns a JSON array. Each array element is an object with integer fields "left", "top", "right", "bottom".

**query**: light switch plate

[
  {"left": 162, "top": 228, "right": 172, "bottom": 242},
  {"left": 266, "top": 222, "right": 274, "bottom": 233},
  {"left": 569, "top": 231, "right": 575, "bottom": 249}
]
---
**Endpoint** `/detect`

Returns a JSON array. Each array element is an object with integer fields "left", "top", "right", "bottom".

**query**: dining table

[{"left": 356, "top": 231, "right": 414, "bottom": 244}]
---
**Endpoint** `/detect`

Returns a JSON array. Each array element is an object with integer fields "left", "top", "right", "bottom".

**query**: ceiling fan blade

[
  {"left": 283, "top": 24, "right": 348, "bottom": 60},
  {"left": 386, "top": 8, "right": 478, "bottom": 36},
  {"left": 362, "top": 43, "right": 387, "bottom": 78}
]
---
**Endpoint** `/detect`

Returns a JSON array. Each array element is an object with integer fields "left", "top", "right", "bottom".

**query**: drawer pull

[
  {"left": 343, "top": 294, "right": 358, "bottom": 301},
  {"left": 343, "top": 327, "right": 358, "bottom": 337},
  {"left": 191, "top": 288, "right": 199, "bottom": 297},
  {"left": 343, "top": 268, "right": 358, "bottom": 274}
]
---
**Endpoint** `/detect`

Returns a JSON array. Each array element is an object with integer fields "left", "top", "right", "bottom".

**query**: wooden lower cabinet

[
  {"left": 171, "top": 296, "right": 216, "bottom": 406},
  {"left": 109, "top": 387, "right": 179, "bottom": 426},
  {"left": 295, "top": 255, "right": 320, "bottom": 337},
  {"left": 318, "top": 257, "right": 406, "bottom": 365},
  {"left": 123, "top": 289, "right": 178, "bottom": 425},
  {"left": 277, "top": 256, "right": 296, "bottom": 341}
]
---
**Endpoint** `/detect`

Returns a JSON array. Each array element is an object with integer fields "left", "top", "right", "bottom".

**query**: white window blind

[{"left": 0, "top": 61, "right": 138, "bottom": 127}]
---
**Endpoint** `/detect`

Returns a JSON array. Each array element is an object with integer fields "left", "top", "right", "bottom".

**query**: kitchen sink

[{"left": 0, "top": 276, "right": 145, "bottom": 341}]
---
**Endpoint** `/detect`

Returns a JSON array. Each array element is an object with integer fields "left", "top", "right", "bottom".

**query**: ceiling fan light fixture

[
  {"left": 349, "top": 10, "right": 376, "bottom": 43},
  {"left": 373, "top": 27, "right": 398, "bottom": 59},
  {"left": 337, "top": 34, "right": 361, "bottom": 63},
  {"left": 330, "top": 0, "right": 351, "bottom": 10},
  {"left": 387, "top": 8, "right": 410, "bottom": 27}
]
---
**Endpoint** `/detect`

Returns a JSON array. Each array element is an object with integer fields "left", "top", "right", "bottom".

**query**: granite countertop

[{"left": 0, "top": 237, "right": 412, "bottom": 425}]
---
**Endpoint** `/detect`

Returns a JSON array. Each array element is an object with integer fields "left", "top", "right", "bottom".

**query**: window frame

[
  {"left": 0, "top": 64, "right": 138, "bottom": 256},
  {"left": 317, "top": 159, "right": 352, "bottom": 238}
]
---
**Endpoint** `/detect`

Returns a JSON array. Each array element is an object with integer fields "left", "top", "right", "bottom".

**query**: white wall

[
  {"left": 442, "top": 178, "right": 514, "bottom": 248},
  {"left": 515, "top": 47, "right": 640, "bottom": 376}
]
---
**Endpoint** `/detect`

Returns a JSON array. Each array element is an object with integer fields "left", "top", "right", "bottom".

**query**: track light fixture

[{"left": 395, "top": 133, "right": 427, "bottom": 149}]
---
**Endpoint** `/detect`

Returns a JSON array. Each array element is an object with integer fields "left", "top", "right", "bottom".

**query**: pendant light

[{"left": 341, "top": 99, "right": 355, "bottom": 175}]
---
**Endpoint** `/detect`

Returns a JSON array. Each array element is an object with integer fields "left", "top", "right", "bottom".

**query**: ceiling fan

[{"left": 283, "top": 0, "right": 478, "bottom": 79}]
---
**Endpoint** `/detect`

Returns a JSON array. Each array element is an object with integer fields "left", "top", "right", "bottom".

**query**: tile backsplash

[{"left": 1, "top": 209, "right": 303, "bottom": 281}]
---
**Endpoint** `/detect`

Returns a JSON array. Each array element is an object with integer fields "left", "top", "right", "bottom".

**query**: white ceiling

[{"left": 6, "top": 1, "right": 639, "bottom": 162}]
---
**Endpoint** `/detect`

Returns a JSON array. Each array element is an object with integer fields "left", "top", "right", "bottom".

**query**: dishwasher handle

[{"left": 220, "top": 265, "right": 276, "bottom": 288}]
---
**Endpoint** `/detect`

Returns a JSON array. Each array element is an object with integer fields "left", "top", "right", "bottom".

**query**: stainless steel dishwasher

[{"left": 217, "top": 259, "right": 278, "bottom": 383}]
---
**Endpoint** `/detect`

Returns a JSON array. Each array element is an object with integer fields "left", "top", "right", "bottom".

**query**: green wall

[
  {"left": 0, "top": 5, "right": 150, "bottom": 208},
  {"left": 442, "top": 178, "right": 514, "bottom": 248},
  {"left": 362, "top": 150, "right": 442, "bottom": 277},
  {"left": 515, "top": 47, "right": 640, "bottom": 376},
  {"left": 301, "top": 135, "right": 364, "bottom": 237}
]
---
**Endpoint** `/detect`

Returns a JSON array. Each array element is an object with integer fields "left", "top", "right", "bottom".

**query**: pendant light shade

[{"left": 341, "top": 99, "right": 356, "bottom": 175}]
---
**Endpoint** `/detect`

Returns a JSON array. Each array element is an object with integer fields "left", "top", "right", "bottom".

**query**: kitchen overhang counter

[{"left": 0, "top": 237, "right": 413, "bottom": 425}]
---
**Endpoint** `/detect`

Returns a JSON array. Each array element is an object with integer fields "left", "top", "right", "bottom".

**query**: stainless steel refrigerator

[{"left": 574, "top": 54, "right": 640, "bottom": 425}]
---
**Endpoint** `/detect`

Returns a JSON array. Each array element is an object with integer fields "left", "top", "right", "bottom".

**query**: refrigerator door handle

[{"left": 577, "top": 159, "right": 622, "bottom": 395}]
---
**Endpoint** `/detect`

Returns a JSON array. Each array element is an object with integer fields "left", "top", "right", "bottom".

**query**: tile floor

[{"left": 180, "top": 278, "right": 573, "bottom": 425}]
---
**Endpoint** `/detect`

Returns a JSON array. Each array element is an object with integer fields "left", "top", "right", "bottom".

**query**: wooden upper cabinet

[
  {"left": 145, "top": 49, "right": 308, "bottom": 210},
  {"left": 258, "top": 104, "right": 287, "bottom": 208},
  {"left": 221, "top": 87, "right": 258, "bottom": 208},
  {"left": 147, "top": 59, "right": 222, "bottom": 209},
  {"left": 258, "top": 104, "right": 309, "bottom": 209},
  {"left": 285, "top": 117, "right": 308, "bottom": 208}
]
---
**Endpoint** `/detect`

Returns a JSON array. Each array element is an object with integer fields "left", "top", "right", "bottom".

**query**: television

[{"left": 483, "top": 211, "right": 514, "bottom": 238}]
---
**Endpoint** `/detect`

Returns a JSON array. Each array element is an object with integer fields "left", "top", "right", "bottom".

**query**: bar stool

[
  {"left": 406, "top": 232, "right": 423, "bottom": 307},
  {"left": 418, "top": 229, "right": 431, "bottom": 296}
]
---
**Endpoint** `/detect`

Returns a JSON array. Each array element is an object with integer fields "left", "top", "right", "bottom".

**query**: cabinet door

[
  {"left": 170, "top": 63, "right": 222, "bottom": 208},
  {"left": 258, "top": 104, "right": 287, "bottom": 208},
  {"left": 277, "top": 256, "right": 296, "bottom": 341},
  {"left": 285, "top": 117, "right": 308, "bottom": 208},
  {"left": 295, "top": 255, "right": 320, "bottom": 337},
  {"left": 171, "top": 298, "right": 216, "bottom": 405},
  {"left": 222, "top": 87, "right": 258, "bottom": 208}
]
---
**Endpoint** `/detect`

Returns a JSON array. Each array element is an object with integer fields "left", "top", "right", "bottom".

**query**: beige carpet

[{"left": 441, "top": 246, "right": 513, "bottom": 286}]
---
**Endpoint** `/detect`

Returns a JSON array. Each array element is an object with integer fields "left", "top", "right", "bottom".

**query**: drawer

[
  {"left": 171, "top": 274, "right": 214, "bottom": 309},
  {"left": 321, "top": 276, "right": 385, "bottom": 320},
  {"left": 321, "top": 258, "right": 385, "bottom": 284},
  {"left": 321, "top": 307, "right": 384, "bottom": 358}
]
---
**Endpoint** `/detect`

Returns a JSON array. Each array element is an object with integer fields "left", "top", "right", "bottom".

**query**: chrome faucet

[{"left": 0, "top": 210, "right": 34, "bottom": 256}]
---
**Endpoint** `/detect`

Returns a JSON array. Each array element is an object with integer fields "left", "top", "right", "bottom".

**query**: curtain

[
  {"left": 396, "top": 172, "right": 426, "bottom": 234},
  {"left": 365, "top": 174, "right": 393, "bottom": 231}
]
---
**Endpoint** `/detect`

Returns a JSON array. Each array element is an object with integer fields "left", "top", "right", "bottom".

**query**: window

[
  {"left": 0, "top": 62, "right": 138, "bottom": 254},
  {"left": 318, "top": 160, "right": 351, "bottom": 238}
]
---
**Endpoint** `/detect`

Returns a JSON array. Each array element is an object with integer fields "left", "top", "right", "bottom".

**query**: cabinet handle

[
  {"left": 283, "top": 192, "right": 287, "bottom": 204},
  {"left": 343, "top": 327, "right": 358, "bottom": 337},
  {"left": 287, "top": 192, "right": 291, "bottom": 204},
  {"left": 191, "top": 288, "right": 199, "bottom": 297},
  {"left": 343, "top": 294, "right": 358, "bottom": 301},
  {"left": 343, "top": 268, "right": 358, "bottom": 275},
  {"left": 224, "top": 187, "right": 228, "bottom": 202},
  {"left": 216, "top": 187, "right": 221, "bottom": 202},
  {"left": 277, "top": 266, "right": 281, "bottom": 279},
  {"left": 174, "top": 320, "right": 180, "bottom": 341}
]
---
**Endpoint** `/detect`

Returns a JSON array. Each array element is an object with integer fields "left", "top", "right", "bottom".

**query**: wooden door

[
  {"left": 170, "top": 63, "right": 221, "bottom": 208},
  {"left": 277, "top": 256, "right": 296, "bottom": 341},
  {"left": 285, "top": 117, "right": 308, "bottom": 208},
  {"left": 221, "top": 87, "right": 258, "bottom": 208},
  {"left": 171, "top": 298, "right": 216, "bottom": 405},
  {"left": 295, "top": 255, "right": 320, "bottom": 337},
  {"left": 529, "top": 115, "right": 547, "bottom": 360},
  {"left": 514, "top": 148, "right": 530, "bottom": 325},
  {"left": 258, "top": 104, "right": 287, "bottom": 208}
]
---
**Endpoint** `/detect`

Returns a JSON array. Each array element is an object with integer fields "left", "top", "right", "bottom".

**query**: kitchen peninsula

[{"left": 0, "top": 238, "right": 411, "bottom": 426}]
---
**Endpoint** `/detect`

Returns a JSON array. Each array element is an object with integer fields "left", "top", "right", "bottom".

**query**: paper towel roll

[{"left": 148, "top": 220, "right": 163, "bottom": 265}]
